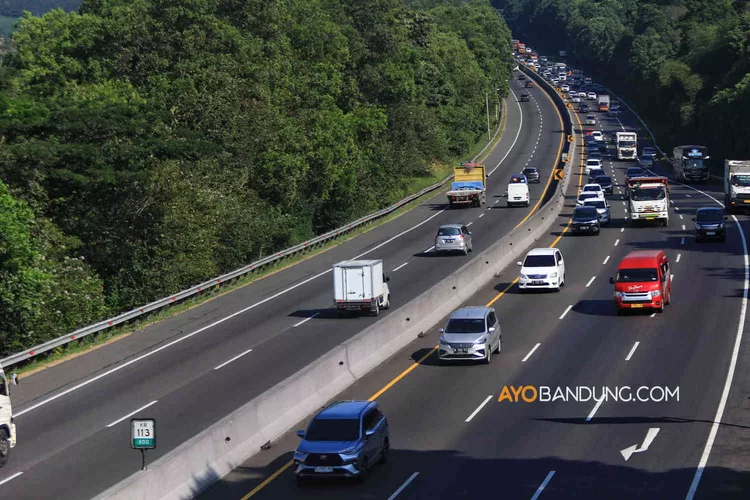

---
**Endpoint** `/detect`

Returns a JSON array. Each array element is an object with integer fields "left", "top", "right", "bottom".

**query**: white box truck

[
  {"left": 333, "top": 260, "right": 390, "bottom": 316},
  {"left": 0, "top": 362, "right": 19, "bottom": 468},
  {"left": 627, "top": 176, "right": 669, "bottom": 226},
  {"left": 724, "top": 160, "right": 750, "bottom": 213},
  {"left": 615, "top": 132, "right": 638, "bottom": 160}
]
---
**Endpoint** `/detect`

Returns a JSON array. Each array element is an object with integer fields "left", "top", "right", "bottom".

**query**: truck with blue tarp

[{"left": 447, "top": 162, "right": 487, "bottom": 208}]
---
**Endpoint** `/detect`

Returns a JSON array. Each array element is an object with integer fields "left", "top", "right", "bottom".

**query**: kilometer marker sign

[{"left": 131, "top": 418, "right": 156, "bottom": 449}]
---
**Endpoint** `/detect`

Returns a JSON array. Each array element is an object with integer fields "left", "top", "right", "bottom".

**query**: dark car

[
  {"left": 625, "top": 167, "right": 648, "bottom": 183},
  {"left": 693, "top": 207, "right": 727, "bottom": 242},
  {"left": 587, "top": 151, "right": 603, "bottom": 160},
  {"left": 571, "top": 206, "right": 601, "bottom": 235},
  {"left": 588, "top": 168, "right": 605, "bottom": 182},
  {"left": 579, "top": 103, "right": 591, "bottom": 113},
  {"left": 294, "top": 401, "right": 389, "bottom": 483},
  {"left": 525, "top": 81, "right": 534, "bottom": 88},
  {"left": 593, "top": 175, "right": 614, "bottom": 194},
  {"left": 523, "top": 167, "right": 541, "bottom": 183},
  {"left": 518, "top": 74, "right": 526, "bottom": 80},
  {"left": 520, "top": 93, "right": 530, "bottom": 102}
]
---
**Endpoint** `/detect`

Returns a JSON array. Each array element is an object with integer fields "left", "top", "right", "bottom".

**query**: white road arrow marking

[{"left": 621, "top": 428, "right": 660, "bottom": 461}]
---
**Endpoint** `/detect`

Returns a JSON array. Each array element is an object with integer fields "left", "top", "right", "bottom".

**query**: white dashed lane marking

[{"left": 603, "top": 256, "right": 610, "bottom": 265}]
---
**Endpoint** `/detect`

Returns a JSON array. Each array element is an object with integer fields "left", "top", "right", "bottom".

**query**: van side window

[
  {"left": 487, "top": 312, "right": 497, "bottom": 327},
  {"left": 364, "top": 408, "right": 383, "bottom": 431}
]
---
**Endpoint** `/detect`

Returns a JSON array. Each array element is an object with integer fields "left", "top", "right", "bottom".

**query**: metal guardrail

[{"left": 1, "top": 112, "right": 509, "bottom": 368}]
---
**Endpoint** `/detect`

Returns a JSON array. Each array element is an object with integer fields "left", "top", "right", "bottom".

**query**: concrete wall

[{"left": 93, "top": 68, "right": 577, "bottom": 500}]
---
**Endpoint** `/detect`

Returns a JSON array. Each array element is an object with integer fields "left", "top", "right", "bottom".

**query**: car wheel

[
  {"left": 665, "top": 290, "right": 671, "bottom": 305},
  {"left": 484, "top": 346, "right": 492, "bottom": 364},
  {"left": 720, "top": 235, "right": 727, "bottom": 243},
  {"left": 358, "top": 457, "right": 370, "bottom": 482},
  {"left": 495, "top": 337, "right": 502, "bottom": 353},
  {"left": 463, "top": 247, "right": 468, "bottom": 256},
  {"left": 371, "top": 301, "right": 379, "bottom": 316},
  {"left": 617, "top": 308, "right": 624, "bottom": 316},
  {"left": 296, "top": 474, "right": 304, "bottom": 486},
  {"left": 382, "top": 296, "right": 390, "bottom": 310},
  {"left": 380, "top": 438, "right": 390, "bottom": 464},
  {"left": 0, "top": 429, "right": 8, "bottom": 468}
]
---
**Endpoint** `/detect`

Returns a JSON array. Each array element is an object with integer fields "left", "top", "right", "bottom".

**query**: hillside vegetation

[
  {"left": 0, "top": 0, "right": 513, "bottom": 356},
  {"left": 497, "top": 0, "right": 750, "bottom": 162}
]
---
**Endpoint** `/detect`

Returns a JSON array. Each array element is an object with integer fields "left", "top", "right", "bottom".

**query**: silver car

[
  {"left": 434, "top": 224, "right": 473, "bottom": 255},
  {"left": 583, "top": 199, "right": 611, "bottom": 224},
  {"left": 438, "top": 306, "right": 501, "bottom": 364}
]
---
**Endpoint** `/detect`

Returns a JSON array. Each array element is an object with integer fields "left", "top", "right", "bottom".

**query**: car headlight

[
  {"left": 695, "top": 223, "right": 701, "bottom": 230},
  {"left": 549, "top": 272, "right": 558, "bottom": 278},
  {"left": 294, "top": 452, "right": 309, "bottom": 462},
  {"left": 651, "top": 290, "right": 661, "bottom": 297},
  {"left": 340, "top": 447, "right": 359, "bottom": 455},
  {"left": 439, "top": 336, "right": 449, "bottom": 345},
  {"left": 614, "top": 291, "right": 623, "bottom": 298},
  {"left": 521, "top": 273, "right": 528, "bottom": 279},
  {"left": 474, "top": 336, "right": 488, "bottom": 345}
]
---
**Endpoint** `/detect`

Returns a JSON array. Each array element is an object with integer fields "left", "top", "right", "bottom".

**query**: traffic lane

[
  {"left": 12, "top": 85, "right": 530, "bottom": 408},
  {"left": 11, "top": 86, "right": 540, "bottom": 411},
  {"left": 1, "top": 87, "right": 563, "bottom": 491}
]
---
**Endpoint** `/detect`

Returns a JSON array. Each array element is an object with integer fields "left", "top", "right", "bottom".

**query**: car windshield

[
  {"left": 631, "top": 187, "right": 666, "bottom": 201},
  {"left": 627, "top": 168, "right": 646, "bottom": 177},
  {"left": 575, "top": 207, "right": 598, "bottom": 218},
  {"left": 306, "top": 418, "right": 360, "bottom": 441},
  {"left": 584, "top": 200, "right": 606, "bottom": 209},
  {"left": 595, "top": 176, "right": 612, "bottom": 184},
  {"left": 583, "top": 185, "right": 601, "bottom": 192},
  {"left": 523, "top": 169, "right": 537, "bottom": 175},
  {"left": 643, "top": 148, "right": 655, "bottom": 154},
  {"left": 445, "top": 318, "right": 486, "bottom": 334},
  {"left": 731, "top": 175, "right": 750, "bottom": 186},
  {"left": 523, "top": 254, "right": 556, "bottom": 267},
  {"left": 684, "top": 159, "right": 704, "bottom": 170},
  {"left": 640, "top": 156, "right": 652, "bottom": 162},
  {"left": 579, "top": 193, "right": 597, "bottom": 201},
  {"left": 617, "top": 268, "right": 658, "bottom": 282},
  {"left": 696, "top": 210, "right": 723, "bottom": 223},
  {"left": 438, "top": 227, "right": 461, "bottom": 236}
]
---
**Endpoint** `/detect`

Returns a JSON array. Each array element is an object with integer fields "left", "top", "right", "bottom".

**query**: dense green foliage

[
  {"left": 497, "top": 0, "right": 750, "bottom": 161},
  {"left": 0, "top": 0, "right": 512, "bottom": 356}
]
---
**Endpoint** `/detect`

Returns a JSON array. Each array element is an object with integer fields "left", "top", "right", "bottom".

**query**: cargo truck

[
  {"left": 673, "top": 145, "right": 710, "bottom": 182},
  {"left": 518, "top": 43, "right": 526, "bottom": 54},
  {"left": 627, "top": 177, "right": 669, "bottom": 226},
  {"left": 598, "top": 94, "right": 610, "bottom": 112},
  {"left": 333, "top": 260, "right": 390, "bottom": 316},
  {"left": 724, "top": 160, "right": 750, "bottom": 213},
  {"left": 615, "top": 132, "right": 638, "bottom": 160},
  {"left": 447, "top": 162, "right": 487, "bottom": 208},
  {"left": 0, "top": 363, "right": 18, "bottom": 468}
]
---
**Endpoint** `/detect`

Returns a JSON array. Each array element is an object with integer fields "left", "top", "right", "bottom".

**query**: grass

[{"left": 12, "top": 103, "right": 511, "bottom": 377}]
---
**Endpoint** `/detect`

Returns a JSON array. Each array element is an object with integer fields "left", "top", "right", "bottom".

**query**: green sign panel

[{"left": 131, "top": 418, "right": 156, "bottom": 449}]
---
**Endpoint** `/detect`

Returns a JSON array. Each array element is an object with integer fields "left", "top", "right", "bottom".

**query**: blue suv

[{"left": 294, "top": 401, "right": 389, "bottom": 483}]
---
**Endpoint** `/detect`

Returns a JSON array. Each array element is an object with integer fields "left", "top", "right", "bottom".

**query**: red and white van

[{"left": 609, "top": 250, "right": 672, "bottom": 314}]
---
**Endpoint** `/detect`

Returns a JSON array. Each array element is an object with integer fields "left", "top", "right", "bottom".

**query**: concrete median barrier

[{"left": 94, "top": 75, "right": 576, "bottom": 500}]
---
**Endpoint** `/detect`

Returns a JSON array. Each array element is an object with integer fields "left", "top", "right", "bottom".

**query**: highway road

[
  {"left": 0, "top": 72, "right": 567, "bottom": 498},
  {"left": 196, "top": 91, "right": 750, "bottom": 499}
]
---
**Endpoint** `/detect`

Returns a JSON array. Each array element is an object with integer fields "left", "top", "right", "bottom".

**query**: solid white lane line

[
  {"left": 614, "top": 239, "right": 620, "bottom": 246},
  {"left": 559, "top": 305, "right": 573, "bottom": 320},
  {"left": 388, "top": 472, "right": 420, "bottom": 500},
  {"left": 681, "top": 237, "right": 685, "bottom": 245},
  {"left": 676, "top": 253, "right": 681, "bottom": 263},
  {"left": 682, "top": 224, "right": 686, "bottom": 230},
  {"left": 214, "top": 348, "right": 255, "bottom": 370},
  {"left": 585, "top": 276, "right": 596, "bottom": 287},
  {"left": 686, "top": 209, "right": 749, "bottom": 499},
  {"left": 479, "top": 213, "right": 485, "bottom": 218},
  {"left": 0, "top": 472, "right": 23, "bottom": 487},
  {"left": 293, "top": 313, "right": 320, "bottom": 328},
  {"left": 522, "top": 343, "right": 541, "bottom": 362},
  {"left": 586, "top": 397, "right": 604, "bottom": 422},
  {"left": 531, "top": 471, "right": 556, "bottom": 500},
  {"left": 489, "top": 90, "right": 523, "bottom": 176},
  {"left": 106, "top": 400, "right": 158, "bottom": 428},
  {"left": 603, "top": 256, "right": 610, "bottom": 265},
  {"left": 625, "top": 341, "right": 640, "bottom": 361},
  {"left": 465, "top": 395, "right": 494, "bottom": 422}
]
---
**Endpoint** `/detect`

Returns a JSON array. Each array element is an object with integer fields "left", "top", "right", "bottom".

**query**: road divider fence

[{"left": 93, "top": 66, "right": 577, "bottom": 500}]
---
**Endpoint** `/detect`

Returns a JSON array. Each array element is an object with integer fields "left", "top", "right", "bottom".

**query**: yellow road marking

[{"left": 238, "top": 81, "right": 573, "bottom": 500}]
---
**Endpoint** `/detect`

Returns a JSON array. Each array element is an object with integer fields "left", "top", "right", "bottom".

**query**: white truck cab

[
  {"left": 0, "top": 363, "right": 19, "bottom": 468},
  {"left": 627, "top": 176, "right": 669, "bottom": 226}
]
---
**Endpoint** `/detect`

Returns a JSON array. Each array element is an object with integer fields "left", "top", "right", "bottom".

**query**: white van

[{"left": 507, "top": 182, "right": 530, "bottom": 207}]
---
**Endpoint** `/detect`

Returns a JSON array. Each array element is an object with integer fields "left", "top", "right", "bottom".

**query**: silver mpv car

[
  {"left": 438, "top": 306, "right": 501, "bottom": 364},
  {"left": 434, "top": 224, "right": 473, "bottom": 255}
]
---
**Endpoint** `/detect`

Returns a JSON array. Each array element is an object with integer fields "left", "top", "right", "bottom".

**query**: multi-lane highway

[
  {"left": 0, "top": 72, "right": 567, "bottom": 498},
  {"left": 196, "top": 90, "right": 750, "bottom": 499}
]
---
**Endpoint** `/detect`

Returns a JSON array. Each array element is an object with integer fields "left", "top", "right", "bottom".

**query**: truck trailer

[
  {"left": 446, "top": 162, "right": 487, "bottom": 208},
  {"left": 598, "top": 94, "right": 610, "bottom": 112},
  {"left": 333, "top": 260, "right": 390, "bottom": 316},
  {"left": 724, "top": 160, "right": 750, "bottom": 213}
]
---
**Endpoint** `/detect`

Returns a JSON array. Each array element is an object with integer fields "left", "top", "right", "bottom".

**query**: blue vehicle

[
  {"left": 294, "top": 401, "right": 389, "bottom": 483},
  {"left": 510, "top": 173, "right": 528, "bottom": 184}
]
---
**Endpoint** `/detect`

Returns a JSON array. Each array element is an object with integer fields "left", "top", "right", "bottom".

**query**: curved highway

[
  {"left": 0, "top": 72, "right": 567, "bottom": 499},
  {"left": 196, "top": 82, "right": 750, "bottom": 499}
]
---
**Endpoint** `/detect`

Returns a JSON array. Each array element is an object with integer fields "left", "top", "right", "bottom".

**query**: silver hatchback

[
  {"left": 434, "top": 224, "right": 473, "bottom": 255},
  {"left": 438, "top": 306, "right": 501, "bottom": 364}
]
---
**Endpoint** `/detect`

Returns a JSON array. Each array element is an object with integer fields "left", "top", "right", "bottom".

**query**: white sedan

[
  {"left": 577, "top": 191, "right": 605, "bottom": 206},
  {"left": 580, "top": 183, "right": 604, "bottom": 196},
  {"left": 587, "top": 92, "right": 597, "bottom": 100},
  {"left": 561, "top": 85, "right": 570, "bottom": 92},
  {"left": 585, "top": 159, "right": 603, "bottom": 174},
  {"left": 591, "top": 130, "right": 604, "bottom": 141}
]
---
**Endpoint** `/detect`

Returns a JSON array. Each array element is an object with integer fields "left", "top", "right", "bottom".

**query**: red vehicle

[{"left": 609, "top": 250, "right": 672, "bottom": 314}]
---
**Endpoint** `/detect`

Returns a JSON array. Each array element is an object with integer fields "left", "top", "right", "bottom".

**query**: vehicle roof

[
  {"left": 449, "top": 306, "right": 491, "bottom": 319},
  {"left": 526, "top": 247, "right": 557, "bottom": 256},
  {"left": 583, "top": 183, "right": 602, "bottom": 188},
  {"left": 439, "top": 223, "right": 463, "bottom": 229},
  {"left": 523, "top": 167, "right": 539, "bottom": 171},
  {"left": 318, "top": 400, "right": 374, "bottom": 419},
  {"left": 697, "top": 207, "right": 723, "bottom": 213},
  {"left": 619, "top": 250, "right": 666, "bottom": 269},
  {"left": 627, "top": 167, "right": 646, "bottom": 172}
]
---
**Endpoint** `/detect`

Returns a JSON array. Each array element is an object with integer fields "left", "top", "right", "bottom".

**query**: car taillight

[{"left": 457, "top": 234, "right": 464, "bottom": 239}]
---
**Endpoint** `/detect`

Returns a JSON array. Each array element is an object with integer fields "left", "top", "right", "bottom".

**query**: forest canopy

[
  {"left": 0, "top": 0, "right": 513, "bottom": 356},
  {"left": 496, "top": 0, "right": 750, "bottom": 163}
]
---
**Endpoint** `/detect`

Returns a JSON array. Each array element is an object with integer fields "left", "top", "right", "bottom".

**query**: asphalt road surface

[
  {"left": 196, "top": 92, "right": 750, "bottom": 499},
  {"left": 0, "top": 72, "right": 567, "bottom": 499}
]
